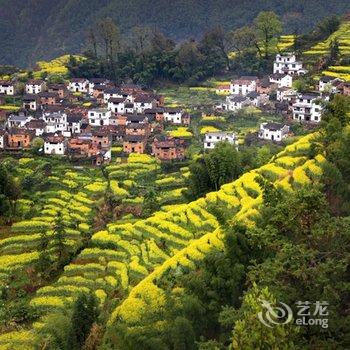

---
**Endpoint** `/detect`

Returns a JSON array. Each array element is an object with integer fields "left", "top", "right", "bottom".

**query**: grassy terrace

[{"left": 0, "top": 133, "right": 328, "bottom": 348}]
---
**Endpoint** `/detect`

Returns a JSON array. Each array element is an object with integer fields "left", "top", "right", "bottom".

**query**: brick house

[
  {"left": 7, "top": 128, "right": 35, "bottom": 149},
  {"left": 144, "top": 108, "right": 164, "bottom": 122},
  {"left": 48, "top": 84, "right": 67, "bottom": 98},
  {"left": 25, "top": 119, "right": 47, "bottom": 136},
  {"left": 39, "top": 92, "right": 60, "bottom": 106},
  {"left": 152, "top": 136, "right": 186, "bottom": 161},
  {"left": 125, "top": 123, "right": 149, "bottom": 137},
  {"left": 91, "top": 129, "right": 112, "bottom": 149},
  {"left": 123, "top": 135, "right": 147, "bottom": 154}
]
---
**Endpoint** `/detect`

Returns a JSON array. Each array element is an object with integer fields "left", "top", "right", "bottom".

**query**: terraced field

[
  {"left": 303, "top": 20, "right": 350, "bottom": 80},
  {"left": 0, "top": 133, "right": 327, "bottom": 348}
]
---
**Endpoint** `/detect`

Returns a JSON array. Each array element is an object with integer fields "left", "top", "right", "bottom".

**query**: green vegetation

[{"left": 2, "top": 1, "right": 350, "bottom": 67}]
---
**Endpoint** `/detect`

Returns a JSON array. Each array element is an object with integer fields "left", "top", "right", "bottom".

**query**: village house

[
  {"left": 163, "top": 107, "right": 183, "bottom": 124},
  {"left": 103, "top": 88, "right": 124, "bottom": 103},
  {"left": 25, "top": 119, "right": 46, "bottom": 136},
  {"left": 123, "top": 135, "right": 147, "bottom": 154},
  {"left": 144, "top": 108, "right": 164, "bottom": 122},
  {"left": 204, "top": 131, "right": 237, "bottom": 150},
  {"left": 246, "top": 91, "right": 266, "bottom": 107},
  {"left": 215, "top": 83, "right": 231, "bottom": 95},
  {"left": 230, "top": 76, "right": 258, "bottom": 95},
  {"left": 68, "top": 78, "right": 89, "bottom": 93},
  {"left": 256, "top": 78, "right": 276, "bottom": 95},
  {"left": 318, "top": 76, "right": 343, "bottom": 93},
  {"left": 88, "top": 108, "right": 111, "bottom": 126},
  {"left": 44, "top": 134, "right": 67, "bottom": 155},
  {"left": 258, "top": 122, "right": 290, "bottom": 142},
  {"left": 39, "top": 92, "right": 60, "bottom": 106},
  {"left": 134, "top": 95, "right": 156, "bottom": 114},
  {"left": 0, "top": 81, "right": 15, "bottom": 95},
  {"left": 91, "top": 129, "right": 112, "bottom": 149},
  {"left": 108, "top": 97, "right": 126, "bottom": 114},
  {"left": 25, "top": 79, "right": 46, "bottom": 94},
  {"left": 276, "top": 87, "right": 297, "bottom": 102},
  {"left": 88, "top": 78, "right": 110, "bottom": 95},
  {"left": 123, "top": 103, "right": 133, "bottom": 114},
  {"left": 43, "top": 111, "right": 68, "bottom": 133},
  {"left": 273, "top": 53, "right": 307, "bottom": 75},
  {"left": 126, "top": 114, "right": 148, "bottom": 125},
  {"left": 23, "top": 95, "right": 39, "bottom": 111},
  {"left": 100, "top": 125, "right": 124, "bottom": 143},
  {"left": 152, "top": 136, "right": 186, "bottom": 161},
  {"left": 7, "top": 128, "right": 35, "bottom": 149},
  {"left": 91, "top": 85, "right": 107, "bottom": 99},
  {"left": 269, "top": 73, "right": 293, "bottom": 88},
  {"left": 292, "top": 92, "right": 326, "bottom": 123},
  {"left": 0, "top": 130, "right": 7, "bottom": 149},
  {"left": 125, "top": 122, "right": 150, "bottom": 137},
  {"left": 67, "top": 113, "right": 83, "bottom": 134},
  {"left": 7, "top": 114, "right": 32, "bottom": 128},
  {"left": 222, "top": 95, "right": 250, "bottom": 111},
  {"left": 48, "top": 84, "right": 67, "bottom": 98},
  {"left": 114, "top": 114, "right": 128, "bottom": 126}
]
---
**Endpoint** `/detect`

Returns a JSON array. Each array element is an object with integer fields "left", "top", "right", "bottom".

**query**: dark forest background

[{"left": 0, "top": 0, "right": 349, "bottom": 67}]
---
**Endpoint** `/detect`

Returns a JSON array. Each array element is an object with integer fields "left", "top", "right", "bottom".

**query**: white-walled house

[
  {"left": 223, "top": 95, "right": 250, "bottom": 111},
  {"left": 204, "top": 131, "right": 237, "bottom": 149},
  {"left": 230, "top": 76, "right": 258, "bottom": 95},
  {"left": 67, "top": 114, "right": 83, "bottom": 134},
  {"left": 108, "top": 98, "right": 126, "bottom": 114},
  {"left": 25, "top": 80, "right": 46, "bottom": 94},
  {"left": 134, "top": 96, "right": 156, "bottom": 114},
  {"left": 258, "top": 122, "right": 290, "bottom": 142},
  {"left": 0, "top": 81, "right": 15, "bottom": 95},
  {"left": 23, "top": 95, "right": 39, "bottom": 111},
  {"left": 88, "top": 108, "right": 111, "bottom": 126},
  {"left": 103, "top": 88, "right": 124, "bottom": 103},
  {"left": 273, "top": 53, "right": 307, "bottom": 75},
  {"left": 68, "top": 78, "right": 89, "bottom": 93},
  {"left": 44, "top": 135, "right": 66, "bottom": 155},
  {"left": 88, "top": 78, "right": 110, "bottom": 95},
  {"left": 292, "top": 93, "right": 326, "bottom": 123},
  {"left": 43, "top": 111, "right": 68, "bottom": 133},
  {"left": 7, "top": 115, "right": 33, "bottom": 128},
  {"left": 318, "top": 76, "right": 343, "bottom": 93},
  {"left": 276, "top": 87, "right": 297, "bottom": 102},
  {"left": 163, "top": 108, "right": 183, "bottom": 124},
  {"left": 269, "top": 73, "right": 293, "bottom": 88}
]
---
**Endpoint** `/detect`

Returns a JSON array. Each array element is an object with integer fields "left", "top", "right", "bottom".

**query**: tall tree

[
  {"left": 70, "top": 293, "right": 99, "bottom": 350},
  {"left": 254, "top": 11, "right": 282, "bottom": 59}
]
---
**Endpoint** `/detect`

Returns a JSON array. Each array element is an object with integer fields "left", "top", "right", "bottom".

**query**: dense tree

[
  {"left": 254, "top": 11, "right": 282, "bottom": 59},
  {"left": 70, "top": 293, "right": 99, "bottom": 349}
]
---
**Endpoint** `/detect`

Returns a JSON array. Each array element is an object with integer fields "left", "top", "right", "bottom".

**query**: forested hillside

[{"left": 1, "top": 0, "right": 350, "bottom": 67}]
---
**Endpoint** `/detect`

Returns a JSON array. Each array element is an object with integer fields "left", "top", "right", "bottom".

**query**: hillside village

[
  {"left": 0, "top": 52, "right": 349, "bottom": 164},
  {"left": 0, "top": 7, "right": 350, "bottom": 350}
]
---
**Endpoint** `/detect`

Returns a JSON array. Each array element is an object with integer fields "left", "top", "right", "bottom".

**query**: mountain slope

[
  {"left": 1, "top": 0, "right": 350, "bottom": 67},
  {"left": 0, "top": 133, "right": 327, "bottom": 348}
]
